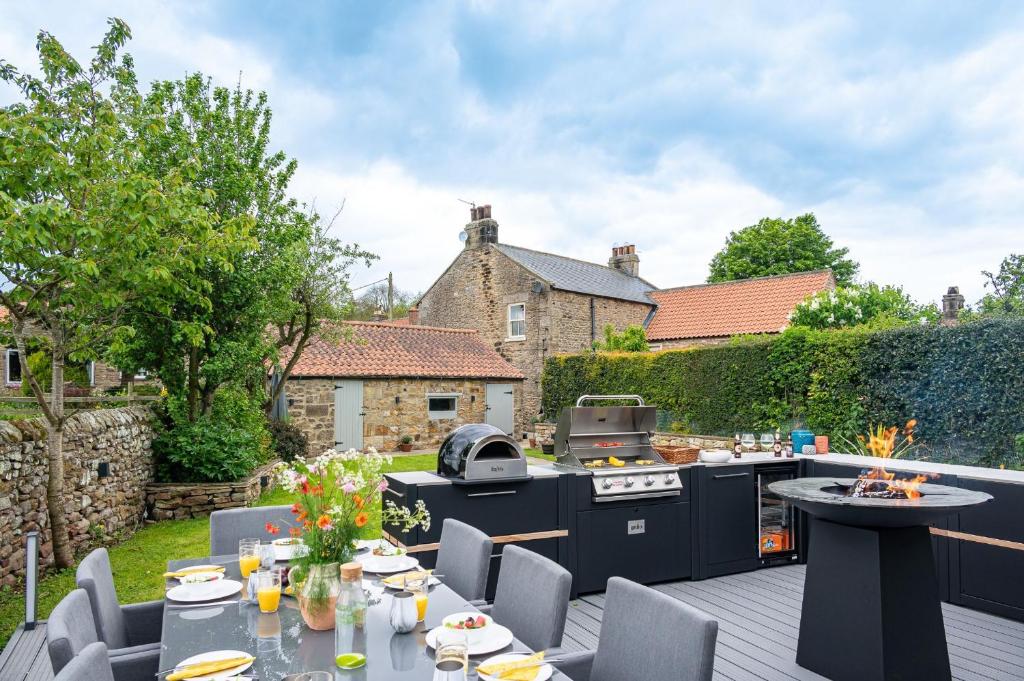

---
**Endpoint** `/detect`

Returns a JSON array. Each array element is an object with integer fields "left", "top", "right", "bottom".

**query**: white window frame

[
  {"left": 5, "top": 349, "right": 21, "bottom": 385},
  {"left": 507, "top": 303, "right": 526, "bottom": 341},
  {"left": 134, "top": 368, "right": 149, "bottom": 380},
  {"left": 427, "top": 393, "right": 459, "bottom": 420}
]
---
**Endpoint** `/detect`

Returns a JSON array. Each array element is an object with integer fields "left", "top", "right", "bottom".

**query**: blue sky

[{"left": 3, "top": 1, "right": 1023, "bottom": 303}]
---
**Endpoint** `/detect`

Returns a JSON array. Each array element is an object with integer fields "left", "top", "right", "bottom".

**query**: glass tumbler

[
  {"left": 239, "top": 538, "right": 261, "bottom": 578},
  {"left": 434, "top": 628, "right": 468, "bottom": 680}
]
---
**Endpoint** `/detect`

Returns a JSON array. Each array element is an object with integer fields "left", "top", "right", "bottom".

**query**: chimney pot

[
  {"left": 408, "top": 307, "right": 419, "bottom": 325},
  {"left": 608, "top": 243, "right": 640, "bottom": 277},
  {"left": 941, "top": 285, "right": 965, "bottom": 326}
]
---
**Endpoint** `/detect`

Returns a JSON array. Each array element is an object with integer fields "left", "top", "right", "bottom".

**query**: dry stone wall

[
  {"left": 532, "top": 421, "right": 729, "bottom": 451},
  {"left": 145, "top": 460, "right": 279, "bottom": 521},
  {"left": 0, "top": 407, "right": 154, "bottom": 586}
]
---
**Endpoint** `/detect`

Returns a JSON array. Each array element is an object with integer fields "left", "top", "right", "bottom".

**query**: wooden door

[{"left": 333, "top": 380, "right": 363, "bottom": 450}]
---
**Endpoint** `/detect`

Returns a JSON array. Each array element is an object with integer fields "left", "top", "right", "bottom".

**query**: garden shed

[{"left": 281, "top": 322, "right": 524, "bottom": 453}]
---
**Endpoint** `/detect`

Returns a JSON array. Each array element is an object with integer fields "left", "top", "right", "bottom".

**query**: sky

[{"left": 3, "top": 1, "right": 1023, "bottom": 304}]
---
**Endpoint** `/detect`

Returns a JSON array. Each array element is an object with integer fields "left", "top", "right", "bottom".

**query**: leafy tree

[
  {"left": 975, "top": 254, "right": 1024, "bottom": 317},
  {"left": 345, "top": 281, "right": 418, "bottom": 321},
  {"left": 789, "top": 284, "right": 938, "bottom": 330},
  {"left": 592, "top": 324, "right": 650, "bottom": 352},
  {"left": 0, "top": 21, "right": 237, "bottom": 566},
  {"left": 707, "top": 213, "right": 858, "bottom": 285}
]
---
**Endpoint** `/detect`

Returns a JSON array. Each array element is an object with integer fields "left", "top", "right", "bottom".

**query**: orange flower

[
  {"left": 296, "top": 510, "right": 307, "bottom": 522},
  {"left": 316, "top": 514, "right": 332, "bottom": 530},
  {"left": 355, "top": 512, "right": 369, "bottom": 528},
  {"left": 288, "top": 527, "right": 302, "bottom": 538},
  {"left": 353, "top": 494, "right": 365, "bottom": 509},
  {"left": 303, "top": 520, "right": 313, "bottom": 530},
  {"left": 264, "top": 522, "right": 280, "bottom": 535},
  {"left": 291, "top": 502, "right": 301, "bottom": 514}
]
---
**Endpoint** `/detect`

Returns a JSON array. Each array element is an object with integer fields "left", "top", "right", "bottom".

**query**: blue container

[{"left": 791, "top": 430, "right": 815, "bottom": 455}]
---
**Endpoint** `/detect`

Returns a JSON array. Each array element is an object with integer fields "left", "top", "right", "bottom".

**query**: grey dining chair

[
  {"left": 209, "top": 504, "right": 295, "bottom": 555},
  {"left": 433, "top": 518, "right": 494, "bottom": 603},
  {"left": 552, "top": 577, "right": 718, "bottom": 681},
  {"left": 47, "top": 589, "right": 158, "bottom": 681},
  {"left": 76, "top": 548, "right": 163, "bottom": 650},
  {"left": 478, "top": 544, "right": 572, "bottom": 652},
  {"left": 54, "top": 641, "right": 116, "bottom": 681}
]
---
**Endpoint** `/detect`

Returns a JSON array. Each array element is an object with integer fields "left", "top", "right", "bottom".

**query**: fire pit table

[{"left": 769, "top": 477, "right": 991, "bottom": 681}]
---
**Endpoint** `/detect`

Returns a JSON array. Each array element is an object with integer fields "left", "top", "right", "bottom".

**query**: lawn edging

[{"left": 145, "top": 460, "right": 281, "bottom": 521}]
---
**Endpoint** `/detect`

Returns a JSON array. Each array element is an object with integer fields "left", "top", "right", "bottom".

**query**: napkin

[
  {"left": 382, "top": 569, "right": 432, "bottom": 586},
  {"left": 163, "top": 566, "right": 225, "bottom": 578},
  {"left": 478, "top": 652, "right": 545, "bottom": 680},
  {"left": 165, "top": 655, "right": 253, "bottom": 681}
]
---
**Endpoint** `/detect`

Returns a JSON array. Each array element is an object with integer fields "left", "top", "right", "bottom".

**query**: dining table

[{"left": 160, "top": 545, "right": 570, "bottom": 680}]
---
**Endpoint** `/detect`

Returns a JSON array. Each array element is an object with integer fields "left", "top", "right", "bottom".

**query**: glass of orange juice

[
  {"left": 405, "top": 575, "right": 428, "bottom": 622},
  {"left": 239, "top": 538, "right": 261, "bottom": 578},
  {"left": 256, "top": 569, "right": 282, "bottom": 613}
]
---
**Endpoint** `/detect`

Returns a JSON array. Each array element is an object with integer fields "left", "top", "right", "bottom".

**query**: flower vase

[{"left": 296, "top": 563, "right": 342, "bottom": 630}]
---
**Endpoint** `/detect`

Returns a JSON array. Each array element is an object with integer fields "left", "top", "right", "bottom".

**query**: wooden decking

[
  {"left": 3, "top": 564, "right": 1023, "bottom": 680},
  {"left": 560, "top": 565, "right": 1024, "bottom": 681}
]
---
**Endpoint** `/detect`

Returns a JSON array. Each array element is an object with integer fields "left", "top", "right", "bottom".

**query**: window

[
  {"left": 507, "top": 303, "right": 526, "bottom": 340},
  {"left": 5, "top": 349, "right": 21, "bottom": 385},
  {"left": 86, "top": 361, "right": 96, "bottom": 387},
  {"left": 427, "top": 393, "right": 459, "bottom": 420},
  {"left": 134, "top": 369, "right": 149, "bottom": 380}
]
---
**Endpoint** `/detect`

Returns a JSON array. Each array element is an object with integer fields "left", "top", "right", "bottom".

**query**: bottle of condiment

[
  {"left": 773, "top": 430, "right": 783, "bottom": 458},
  {"left": 733, "top": 433, "right": 742, "bottom": 459},
  {"left": 336, "top": 562, "right": 368, "bottom": 660},
  {"left": 785, "top": 435, "right": 795, "bottom": 458}
]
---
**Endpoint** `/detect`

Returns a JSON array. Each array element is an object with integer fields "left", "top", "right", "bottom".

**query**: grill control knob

[
  {"left": 644, "top": 475, "right": 655, "bottom": 487},
  {"left": 601, "top": 478, "right": 613, "bottom": 490},
  {"left": 624, "top": 476, "right": 635, "bottom": 488},
  {"left": 664, "top": 474, "right": 677, "bottom": 485}
]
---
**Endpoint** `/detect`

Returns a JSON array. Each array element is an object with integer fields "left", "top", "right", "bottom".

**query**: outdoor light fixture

[
  {"left": 470, "top": 395, "right": 475, "bottom": 403},
  {"left": 97, "top": 462, "right": 110, "bottom": 478},
  {"left": 260, "top": 475, "right": 270, "bottom": 489},
  {"left": 24, "top": 531, "right": 39, "bottom": 629},
  {"left": 395, "top": 396, "right": 401, "bottom": 404}
]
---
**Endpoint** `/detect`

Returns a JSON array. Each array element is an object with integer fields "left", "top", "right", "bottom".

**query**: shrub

[
  {"left": 268, "top": 419, "right": 309, "bottom": 462},
  {"left": 542, "top": 317, "right": 1024, "bottom": 468},
  {"left": 153, "top": 387, "right": 270, "bottom": 482},
  {"left": 20, "top": 350, "right": 91, "bottom": 396}
]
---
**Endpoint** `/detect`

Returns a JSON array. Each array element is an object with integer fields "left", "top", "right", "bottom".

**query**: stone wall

[
  {"left": 0, "top": 407, "right": 154, "bottom": 586},
  {"left": 648, "top": 336, "right": 733, "bottom": 351},
  {"left": 417, "top": 243, "right": 651, "bottom": 434},
  {"left": 145, "top": 461, "right": 279, "bottom": 521},
  {"left": 287, "top": 377, "right": 524, "bottom": 453}
]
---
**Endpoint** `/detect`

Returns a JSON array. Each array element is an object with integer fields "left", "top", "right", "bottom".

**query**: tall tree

[
  {"left": 707, "top": 213, "right": 859, "bottom": 285},
  {"left": 0, "top": 21, "right": 240, "bottom": 566},
  {"left": 976, "top": 254, "right": 1024, "bottom": 317}
]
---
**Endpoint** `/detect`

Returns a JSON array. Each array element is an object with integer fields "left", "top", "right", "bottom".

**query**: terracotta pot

[
  {"left": 529, "top": 439, "right": 538, "bottom": 448},
  {"left": 296, "top": 563, "right": 341, "bottom": 630},
  {"left": 398, "top": 443, "right": 413, "bottom": 452}
]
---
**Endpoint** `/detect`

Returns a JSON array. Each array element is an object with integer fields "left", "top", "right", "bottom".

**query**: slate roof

[
  {"left": 284, "top": 322, "right": 524, "bottom": 380},
  {"left": 494, "top": 244, "right": 657, "bottom": 304},
  {"left": 645, "top": 270, "right": 836, "bottom": 341}
]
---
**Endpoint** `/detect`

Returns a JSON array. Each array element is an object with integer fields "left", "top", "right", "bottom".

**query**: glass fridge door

[{"left": 758, "top": 471, "right": 796, "bottom": 557}]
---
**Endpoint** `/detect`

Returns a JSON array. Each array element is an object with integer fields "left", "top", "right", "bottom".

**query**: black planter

[{"left": 541, "top": 443, "right": 555, "bottom": 455}]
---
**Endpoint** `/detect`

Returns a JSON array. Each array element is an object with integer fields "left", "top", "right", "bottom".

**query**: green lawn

[{"left": 0, "top": 451, "right": 547, "bottom": 648}]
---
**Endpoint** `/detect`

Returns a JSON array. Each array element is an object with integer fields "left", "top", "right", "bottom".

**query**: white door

[
  {"left": 334, "top": 380, "right": 364, "bottom": 450},
  {"left": 485, "top": 383, "right": 515, "bottom": 435}
]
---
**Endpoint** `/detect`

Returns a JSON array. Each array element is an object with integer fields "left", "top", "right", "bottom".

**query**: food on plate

[
  {"left": 162, "top": 566, "right": 225, "bottom": 579},
  {"left": 446, "top": 614, "right": 488, "bottom": 631},
  {"left": 477, "top": 652, "right": 546, "bottom": 680},
  {"left": 165, "top": 655, "right": 254, "bottom": 681},
  {"left": 382, "top": 570, "right": 431, "bottom": 587},
  {"left": 583, "top": 460, "right": 606, "bottom": 468},
  {"left": 607, "top": 456, "right": 625, "bottom": 467},
  {"left": 594, "top": 441, "right": 624, "bottom": 448},
  {"left": 178, "top": 572, "right": 222, "bottom": 584},
  {"left": 272, "top": 537, "right": 302, "bottom": 546},
  {"left": 372, "top": 544, "right": 407, "bottom": 557}
]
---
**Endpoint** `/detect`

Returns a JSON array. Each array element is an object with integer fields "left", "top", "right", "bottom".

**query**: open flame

[{"left": 847, "top": 419, "right": 934, "bottom": 499}]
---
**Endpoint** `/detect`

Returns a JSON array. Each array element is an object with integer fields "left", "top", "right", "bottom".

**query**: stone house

[
  {"left": 281, "top": 321, "right": 524, "bottom": 453},
  {"left": 415, "top": 206, "right": 658, "bottom": 436},
  {"left": 644, "top": 270, "right": 837, "bottom": 349}
]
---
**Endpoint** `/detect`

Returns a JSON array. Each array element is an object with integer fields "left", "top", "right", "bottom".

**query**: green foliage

[
  {"left": 707, "top": 213, "right": 858, "bottom": 286},
  {"left": 268, "top": 418, "right": 309, "bottom": 462},
  {"left": 592, "top": 324, "right": 650, "bottom": 352},
  {"left": 790, "top": 283, "right": 939, "bottom": 330},
  {"left": 972, "top": 254, "right": 1024, "bottom": 318},
  {"left": 19, "top": 351, "right": 90, "bottom": 396},
  {"left": 543, "top": 318, "right": 1024, "bottom": 467},
  {"left": 152, "top": 388, "right": 270, "bottom": 482}
]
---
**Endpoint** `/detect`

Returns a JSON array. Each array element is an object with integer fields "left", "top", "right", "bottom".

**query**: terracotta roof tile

[
  {"left": 284, "top": 322, "right": 524, "bottom": 380},
  {"left": 646, "top": 270, "right": 835, "bottom": 341}
]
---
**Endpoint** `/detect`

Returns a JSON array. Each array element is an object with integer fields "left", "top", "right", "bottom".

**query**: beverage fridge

[{"left": 757, "top": 467, "right": 799, "bottom": 565}]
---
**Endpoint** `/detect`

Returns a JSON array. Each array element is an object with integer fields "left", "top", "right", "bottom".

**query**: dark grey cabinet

[{"left": 700, "top": 465, "right": 758, "bottom": 577}]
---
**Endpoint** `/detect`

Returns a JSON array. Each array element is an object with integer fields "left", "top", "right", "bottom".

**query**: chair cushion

[
  {"left": 46, "top": 589, "right": 100, "bottom": 675},
  {"left": 209, "top": 505, "right": 295, "bottom": 556},
  {"left": 590, "top": 577, "right": 718, "bottom": 681},
  {"left": 491, "top": 545, "right": 572, "bottom": 651},
  {"left": 77, "top": 548, "right": 128, "bottom": 648},
  {"left": 54, "top": 641, "right": 115, "bottom": 681},
  {"left": 434, "top": 519, "right": 493, "bottom": 602}
]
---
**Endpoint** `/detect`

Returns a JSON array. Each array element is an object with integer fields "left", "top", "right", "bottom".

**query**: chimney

[
  {"left": 408, "top": 307, "right": 419, "bottom": 325},
  {"left": 608, "top": 244, "right": 640, "bottom": 277},
  {"left": 941, "top": 286, "right": 965, "bottom": 326},
  {"left": 463, "top": 204, "right": 498, "bottom": 249}
]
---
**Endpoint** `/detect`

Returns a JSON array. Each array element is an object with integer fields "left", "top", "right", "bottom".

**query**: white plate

[
  {"left": 426, "top": 623, "right": 515, "bottom": 656},
  {"left": 172, "top": 649, "right": 253, "bottom": 680},
  {"left": 357, "top": 554, "right": 419, "bottom": 574},
  {"left": 174, "top": 564, "right": 224, "bottom": 575},
  {"left": 477, "top": 653, "right": 553, "bottom": 681},
  {"left": 166, "top": 579, "right": 243, "bottom": 603}
]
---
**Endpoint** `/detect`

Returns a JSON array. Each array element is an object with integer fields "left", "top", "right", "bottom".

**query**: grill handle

[
  {"left": 466, "top": 490, "right": 518, "bottom": 498},
  {"left": 575, "top": 394, "right": 645, "bottom": 407}
]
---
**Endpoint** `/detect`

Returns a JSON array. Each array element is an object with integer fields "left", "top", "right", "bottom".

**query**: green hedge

[{"left": 542, "top": 318, "right": 1024, "bottom": 468}]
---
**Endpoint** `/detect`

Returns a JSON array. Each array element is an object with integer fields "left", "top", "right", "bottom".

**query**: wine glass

[
  {"left": 760, "top": 433, "right": 775, "bottom": 452},
  {"left": 740, "top": 433, "right": 756, "bottom": 452}
]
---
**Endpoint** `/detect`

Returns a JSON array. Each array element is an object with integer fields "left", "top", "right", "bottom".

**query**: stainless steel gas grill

[{"left": 554, "top": 395, "right": 683, "bottom": 501}]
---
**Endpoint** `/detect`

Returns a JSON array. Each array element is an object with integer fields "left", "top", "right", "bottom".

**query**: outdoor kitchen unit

[{"left": 556, "top": 395, "right": 693, "bottom": 593}]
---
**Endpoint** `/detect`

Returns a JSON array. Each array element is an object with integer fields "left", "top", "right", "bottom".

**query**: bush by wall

[{"left": 542, "top": 317, "right": 1024, "bottom": 468}]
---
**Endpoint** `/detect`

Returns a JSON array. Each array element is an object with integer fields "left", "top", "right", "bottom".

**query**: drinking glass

[
  {"left": 255, "top": 569, "right": 282, "bottom": 613},
  {"left": 239, "top": 538, "right": 261, "bottom": 578},
  {"left": 741, "top": 433, "right": 756, "bottom": 452},
  {"left": 760, "top": 433, "right": 775, "bottom": 452},
  {"left": 434, "top": 628, "right": 468, "bottom": 679},
  {"left": 404, "top": 574, "right": 429, "bottom": 622},
  {"left": 259, "top": 543, "right": 276, "bottom": 570}
]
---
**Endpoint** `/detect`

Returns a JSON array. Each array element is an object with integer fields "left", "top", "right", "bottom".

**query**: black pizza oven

[{"left": 437, "top": 423, "right": 531, "bottom": 484}]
